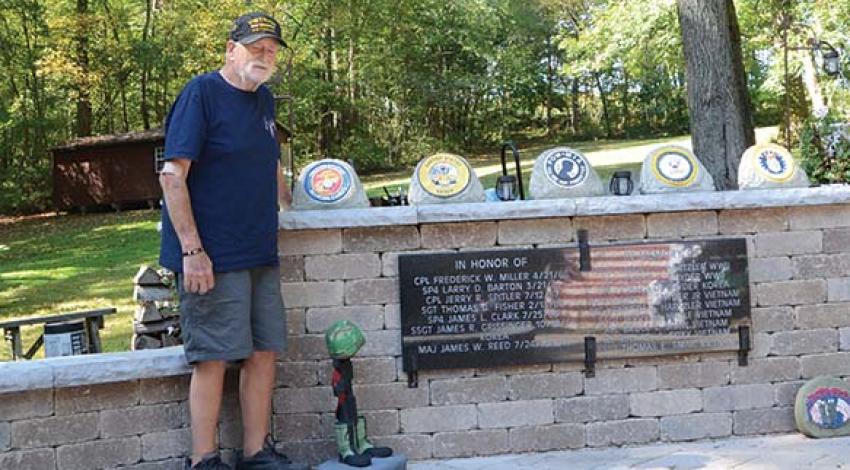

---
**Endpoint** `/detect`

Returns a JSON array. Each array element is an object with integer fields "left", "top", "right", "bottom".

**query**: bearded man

[{"left": 158, "top": 12, "right": 304, "bottom": 470}]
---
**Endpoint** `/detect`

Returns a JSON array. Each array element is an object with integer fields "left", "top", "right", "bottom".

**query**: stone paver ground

[{"left": 410, "top": 433, "right": 850, "bottom": 469}]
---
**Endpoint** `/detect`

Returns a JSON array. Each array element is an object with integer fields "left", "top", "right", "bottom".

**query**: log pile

[{"left": 132, "top": 266, "right": 181, "bottom": 350}]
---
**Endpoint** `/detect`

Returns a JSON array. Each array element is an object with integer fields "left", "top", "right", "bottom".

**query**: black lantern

[
  {"left": 609, "top": 171, "right": 633, "bottom": 196},
  {"left": 820, "top": 41, "right": 842, "bottom": 77},
  {"left": 496, "top": 175, "right": 517, "bottom": 201}
]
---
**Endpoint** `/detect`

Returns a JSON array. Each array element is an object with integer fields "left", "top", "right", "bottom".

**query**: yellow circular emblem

[
  {"left": 417, "top": 153, "right": 472, "bottom": 198},
  {"left": 749, "top": 143, "right": 796, "bottom": 183},
  {"left": 649, "top": 145, "right": 699, "bottom": 187}
]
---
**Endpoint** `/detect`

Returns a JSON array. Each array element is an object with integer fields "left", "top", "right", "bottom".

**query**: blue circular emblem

[
  {"left": 544, "top": 149, "right": 589, "bottom": 188},
  {"left": 807, "top": 387, "right": 850, "bottom": 430},
  {"left": 755, "top": 146, "right": 795, "bottom": 182},
  {"left": 303, "top": 161, "right": 353, "bottom": 203}
]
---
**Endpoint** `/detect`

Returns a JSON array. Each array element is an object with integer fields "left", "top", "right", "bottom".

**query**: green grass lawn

[{"left": 0, "top": 210, "right": 162, "bottom": 361}]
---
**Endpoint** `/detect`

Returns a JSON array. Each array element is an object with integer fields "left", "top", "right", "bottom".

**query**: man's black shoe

[
  {"left": 184, "top": 453, "right": 232, "bottom": 470},
  {"left": 236, "top": 436, "right": 309, "bottom": 470}
]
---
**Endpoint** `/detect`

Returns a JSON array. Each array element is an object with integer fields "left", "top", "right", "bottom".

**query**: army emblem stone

[
  {"left": 738, "top": 143, "right": 809, "bottom": 189},
  {"left": 418, "top": 153, "right": 472, "bottom": 198},
  {"left": 795, "top": 376, "right": 850, "bottom": 438},
  {"left": 408, "top": 153, "right": 485, "bottom": 204}
]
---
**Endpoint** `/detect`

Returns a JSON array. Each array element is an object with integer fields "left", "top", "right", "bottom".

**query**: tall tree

[
  {"left": 677, "top": 0, "right": 755, "bottom": 189},
  {"left": 75, "top": 0, "right": 92, "bottom": 136}
]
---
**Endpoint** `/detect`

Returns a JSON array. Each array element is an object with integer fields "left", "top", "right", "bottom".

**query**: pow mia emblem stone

[
  {"left": 292, "top": 159, "right": 370, "bottom": 210},
  {"left": 639, "top": 145, "right": 715, "bottom": 194},
  {"left": 408, "top": 153, "right": 485, "bottom": 204},
  {"left": 529, "top": 147, "right": 604, "bottom": 199},
  {"left": 795, "top": 376, "right": 850, "bottom": 438},
  {"left": 738, "top": 143, "right": 810, "bottom": 189}
]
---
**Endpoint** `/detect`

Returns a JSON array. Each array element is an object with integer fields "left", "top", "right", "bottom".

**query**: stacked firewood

[{"left": 132, "top": 266, "right": 181, "bottom": 350}]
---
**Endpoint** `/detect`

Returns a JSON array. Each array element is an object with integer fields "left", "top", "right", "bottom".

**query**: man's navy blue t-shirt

[{"left": 159, "top": 71, "right": 280, "bottom": 273}]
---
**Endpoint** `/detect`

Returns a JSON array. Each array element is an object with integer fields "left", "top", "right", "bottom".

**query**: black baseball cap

[{"left": 229, "top": 12, "right": 286, "bottom": 47}]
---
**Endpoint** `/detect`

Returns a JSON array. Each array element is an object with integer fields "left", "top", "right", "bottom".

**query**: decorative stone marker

[
  {"left": 529, "top": 147, "right": 604, "bottom": 199},
  {"left": 292, "top": 159, "right": 370, "bottom": 210},
  {"left": 738, "top": 143, "right": 810, "bottom": 189},
  {"left": 794, "top": 376, "right": 850, "bottom": 438},
  {"left": 408, "top": 153, "right": 485, "bottom": 204},
  {"left": 638, "top": 145, "right": 715, "bottom": 194}
]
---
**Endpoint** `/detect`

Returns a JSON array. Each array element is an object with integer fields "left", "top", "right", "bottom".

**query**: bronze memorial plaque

[{"left": 399, "top": 238, "right": 750, "bottom": 374}]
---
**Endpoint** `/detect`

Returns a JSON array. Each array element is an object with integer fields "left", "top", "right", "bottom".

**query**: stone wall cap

[
  {"left": 278, "top": 185, "right": 850, "bottom": 230},
  {"left": 0, "top": 347, "right": 189, "bottom": 393}
]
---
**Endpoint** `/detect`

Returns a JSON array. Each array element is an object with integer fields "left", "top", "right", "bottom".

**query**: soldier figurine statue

[{"left": 325, "top": 320, "right": 393, "bottom": 467}]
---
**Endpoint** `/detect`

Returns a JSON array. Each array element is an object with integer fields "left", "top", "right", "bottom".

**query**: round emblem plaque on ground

[{"left": 794, "top": 376, "right": 850, "bottom": 438}]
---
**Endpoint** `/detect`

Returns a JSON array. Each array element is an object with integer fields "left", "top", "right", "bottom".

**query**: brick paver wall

[{"left": 2, "top": 203, "right": 850, "bottom": 469}]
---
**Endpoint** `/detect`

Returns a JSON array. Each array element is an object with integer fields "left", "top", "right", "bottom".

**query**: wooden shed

[
  {"left": 52, "top": 129, "right": 166, "bottom": 211},
  {"left": 52, "top": 124, "right": 292, "bottom": 212}
]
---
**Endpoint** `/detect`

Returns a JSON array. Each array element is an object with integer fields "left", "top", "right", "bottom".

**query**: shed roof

[
  {"left": 52, "top": 122, "right": 292, "bottom": 152},
  {"left": 51, "top": 129, "right": 164, "bottom": 152}
]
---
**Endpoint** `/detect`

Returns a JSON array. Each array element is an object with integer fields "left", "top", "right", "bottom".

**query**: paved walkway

[{"left": 410, "top": 433, "right": 850, "bottom": 469}]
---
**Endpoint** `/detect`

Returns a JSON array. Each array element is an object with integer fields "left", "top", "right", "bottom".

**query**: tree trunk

[
  {"left": 140, "top": 0, "right": 153, "bottom": 130},
  {"left": 75, "top": 0, "right": 92, "bottom": 136},
  {"left": 570, "top": 77, "right": 580, "bottom": 134},
  {"left": 545, "top": 34, "right": 554, "bottom": 136},
  {"left": 800, "top": 50, "right": 826, "bottom": 117},
  {"left": 677, "top": 0, "right": 755, "bottom": 189},
  {"left": 594, "top": 72, "right": 612, "bottom": 138}
]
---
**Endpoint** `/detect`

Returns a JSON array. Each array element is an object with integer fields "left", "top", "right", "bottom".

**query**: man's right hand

[{"left": 183, "top": 251, "right": 215, "bottom": 294}]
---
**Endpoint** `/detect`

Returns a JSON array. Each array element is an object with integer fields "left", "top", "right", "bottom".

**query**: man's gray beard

[{"left": 237, "top": 62, "right": 275, "bottom": 86}]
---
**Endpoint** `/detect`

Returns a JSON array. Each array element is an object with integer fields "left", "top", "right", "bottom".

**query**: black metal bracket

[
  {"left": 406, "top": 350, "right": 419, "bottom": 388},
  {"left": 578, "top": 229, "right": 591, "bottom": 272},
  {"left": 584, "top": 336, "right": 597, "bottom": 378},
  {"left": 738, "top": 326, "right": 750, "bottom": 366},
  {"left": 500, "top": 141, "right": 525, "bottom": 200}
]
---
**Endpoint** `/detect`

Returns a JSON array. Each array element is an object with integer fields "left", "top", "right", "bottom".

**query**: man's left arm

[{"left": 278, "top": 160, "right": 293, "bottom": 210}]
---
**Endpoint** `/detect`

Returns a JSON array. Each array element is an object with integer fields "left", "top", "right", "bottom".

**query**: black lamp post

[{"left": 780, "top": 13, "right": 844, "bottom": 147}]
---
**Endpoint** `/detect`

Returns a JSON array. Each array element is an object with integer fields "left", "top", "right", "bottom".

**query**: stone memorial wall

[{"left": 2, "top": 186, "right": 850, "bottom": 469}]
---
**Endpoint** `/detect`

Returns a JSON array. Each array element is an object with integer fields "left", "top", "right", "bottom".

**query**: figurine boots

[
  {"left": 355, "top": 416, "right": 392, "bottom": 459},
  {"left": 334, "top": 423, "right": 371, "bottom": 467}
]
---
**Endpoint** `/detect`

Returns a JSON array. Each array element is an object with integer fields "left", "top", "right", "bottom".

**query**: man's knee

[{"left": 193, "top": 360, "right": 227, "bottom": 376}]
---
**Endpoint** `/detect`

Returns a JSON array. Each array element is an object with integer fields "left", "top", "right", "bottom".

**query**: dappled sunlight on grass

[{"left": 0, "top": 210, "right": 161, "bottom": 361}]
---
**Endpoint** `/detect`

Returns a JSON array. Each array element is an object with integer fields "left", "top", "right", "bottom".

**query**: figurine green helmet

[{"left": 325, "top": 320, "right": 365, "bottom": 359}]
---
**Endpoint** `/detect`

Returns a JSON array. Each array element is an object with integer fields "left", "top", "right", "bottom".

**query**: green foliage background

[{"left": 0, "top": 0, "right": 848, "bottom": 214}]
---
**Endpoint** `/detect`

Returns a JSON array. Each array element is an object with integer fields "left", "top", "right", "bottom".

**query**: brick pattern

[{"left": 8, "top": 205, "right": 850, "bottom": 467}]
